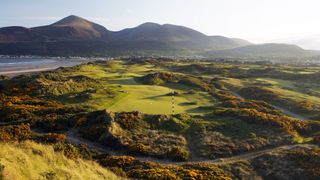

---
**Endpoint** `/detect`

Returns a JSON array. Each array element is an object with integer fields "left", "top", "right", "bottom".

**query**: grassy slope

[
  {"left": 221, "top": 75, "right": 320, "bottom": 118},
  {"left": 0, "top": 141, "right": 120, "bottom": 180},
  {"left": 107, "top": 78, "right": 214, "bottom": 114},
  {"left": 2, "top": 60, "right": 320, "bottom": 179},
  {"left": 59, "top": 62, "right": 214, "bottom": 114}
]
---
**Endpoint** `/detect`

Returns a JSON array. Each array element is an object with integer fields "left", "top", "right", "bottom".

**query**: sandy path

[
  {"left": 230, "top": 91, "right": 308, "bottom": 120},
  {"left": 64, "top": 129, "right": 317, "bottom": 165}
]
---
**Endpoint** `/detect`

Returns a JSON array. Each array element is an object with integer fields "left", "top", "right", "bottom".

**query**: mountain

[
  {"left": 231, "top": 38, "right": 252, "bottom": 46},
  {"left": 109, "top": 23, "right": 247, "bottom": 51},
  {"left": 31, "top": 15, "right": 110, "bottom": 41},
  {"left": 0, "top": 26, "right": 46, "bottom": 42},
  {"left": 0, "top": 15, "right": 315, "bottom": 57},
  {"left": 289, "top": 35, "right": 320, "bottom": 50},
  {"left": 202, "top": 43, "right": 314, "bottom": 57},
  {"left": 208, "top": 36, "right": 252, "bottom": 50}
]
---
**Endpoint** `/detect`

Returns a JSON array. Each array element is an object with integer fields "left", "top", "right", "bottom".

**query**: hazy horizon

[{"left": 1, "top": 0, "right": 320, "bottom": 49}]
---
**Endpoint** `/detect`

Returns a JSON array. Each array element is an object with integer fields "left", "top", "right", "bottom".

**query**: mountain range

[{"left": 0, "top": 15, "right": 318, "bottom": 57}]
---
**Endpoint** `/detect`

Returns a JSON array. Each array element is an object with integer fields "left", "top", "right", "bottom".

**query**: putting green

[
  {"left": 59, "top": 62, "right": 215, "bottom": 114},
  {"left": 107, "top": 78, "right": 214, "bottom": 114}
]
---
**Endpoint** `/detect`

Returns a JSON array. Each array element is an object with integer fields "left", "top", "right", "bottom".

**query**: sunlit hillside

[{"left": 0, "top": 141, "right": 120, "bottom": 180}]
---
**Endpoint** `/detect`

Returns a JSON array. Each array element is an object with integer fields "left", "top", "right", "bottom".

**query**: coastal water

[
  {"left": 0, "top": 58, "right": 57, "bottom": 67},
  {"left": 0, "top": 58, "right": 92, "bottom": 76}
]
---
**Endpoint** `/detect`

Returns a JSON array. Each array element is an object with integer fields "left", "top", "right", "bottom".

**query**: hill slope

[
  {"left": 110, "top": 23, "right": 246, "bottom": 50},
  {"left": 0, "top": 141, "right": 119, "bottom": 180},
  {"left": 231, "top": 38, "right": 252, "bottom": 46},
  {"left": 0, "top": 26, "right": 47, "bottom": 42},
  {"left": 31, "top": 15, "right": 110, "bottom": 41},
  {"left": 202, "top": 43, "right": 313, "bottom": 57},
  {"left": 0, "top": 15, "right": 314, "bottom": 57}
]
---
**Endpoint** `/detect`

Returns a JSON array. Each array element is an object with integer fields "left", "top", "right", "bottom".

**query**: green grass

[
  {"left": 294, "top": 136, "right": 314, "bottom": 144},
  {"left": 106, "top": 78, "right": 214, "bottom": 114},
  {"left": 56, "top": 62, "right": 216, "bottom": 114},
  {"left": 52, "top": 61, "right": 320, "bottom": 117}
]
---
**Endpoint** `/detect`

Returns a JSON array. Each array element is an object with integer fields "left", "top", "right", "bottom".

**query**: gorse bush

[
  {"left": 77, "top": 110, "right": 190, "bottom": 161},
  {"left": 0, "top": 124, "right": 32, "bottom": 142},
  {"left": 140, "top": 72, "right": 181, "bottom": 85},
  {"left": 2, "top": 72, "right": 101, "bottom": 97},
  {"left": 239, "top": 86, "right": 320, "bottom": 114},
  {"left": 140, "top": 72, "right": 213, "bottom": 91},
  {"left": 53, "top": 143, "right": 81, "bottom": 159},
  {"left": 98, "top": 155, "right": 232, "bottom": 180},
  {"left": 212, "top": 107, "right": 312, "bottom": 136},
  {"left": 35, "top": 133, "right": 66, "bottom": 144}
]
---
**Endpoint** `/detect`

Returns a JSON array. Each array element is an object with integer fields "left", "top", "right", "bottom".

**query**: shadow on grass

[
  {"left": 142, "top": 91, "right": 182, "bottom": 100},
  {"left": 186, "top": 106, "right": 213, "bottom": 114},
  {"left": 56, "top": 91, "right": 91, "bottom": 104},
  {"left": 179, "top": 102, "right": 198, "bottom": 106},
  {"left": 108, "top": 77, "right": 139, "bottom": 85},
  {"left": 164, "top": 82, "right": 195, "bottom": 91},
  {"left": 142, "top": 94, "right": 168, "bottom": 100}
]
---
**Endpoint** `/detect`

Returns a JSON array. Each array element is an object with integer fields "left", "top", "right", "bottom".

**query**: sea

[{"left": 0, "top": 57, "right": 93, "bottom": 76}]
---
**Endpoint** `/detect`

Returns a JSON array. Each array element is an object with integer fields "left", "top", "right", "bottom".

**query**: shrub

[
  {"left": 98, "top": 156, "right": 137, "bottom": 169},
  {"left": 212, "top": 108, "right": 311, "bottom": 136},
  {"left": 167, "top": 147, "right": 190, "bottom": 161},
  {"left": 0, "top": 124, "right": 32, "bottom": 142},
  {"left": 35, "top": 133, "right": 66, "bottom": 144},
  {"left": 128, "top": 169, "right": 178, "bottom": 180},
  {"left": 107, "top": 167, "right": 127, "bottom": 178},
  {"left": 179, "top": 77, "right": 212, "bottom": 92},
  {"left": 129, "top": 143, "right": 152, "bottom": 154},
  {"left": 0, "top": 75, "right": 8, "bottom": 80},
  {"left": 141, "top": 72, "right": 180, "bottom": 85},
  {"left": 238, "top": 86, "right": 319, "bottom": 114},
  {"left": 53, "top": 143, "right": 80, "bottom": 159},
  {"left": 116, "top": 111, "right": 141, "bottom": 129},
  {"left": 159, "top": 117, "right": 188, "bottom": 132}
]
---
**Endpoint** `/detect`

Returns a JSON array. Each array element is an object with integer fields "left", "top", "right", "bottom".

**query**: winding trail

[
  {"left": 0, "top": 120, "right": 30, "bottom": 127},
  {"left": 272, "top": 105, "right": 307, "bottom": 120},
  {"left": 64, "top": 129, "right": 317, "bottom": 165},
  {"left": 65, "top": 129, "right": 180, "bottom": 164},
  {"left": 229, "top": 91, "right": 308, "bottom": 120}
]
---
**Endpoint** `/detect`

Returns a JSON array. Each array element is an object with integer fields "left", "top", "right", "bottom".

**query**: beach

[{"left": 0, "top": 58, "right": 93, "bottom": 76}]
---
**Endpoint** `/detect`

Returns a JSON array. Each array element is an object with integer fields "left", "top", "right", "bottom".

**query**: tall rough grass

[{"left": 0, "top": 141, "right": 121, "bottom": 180}]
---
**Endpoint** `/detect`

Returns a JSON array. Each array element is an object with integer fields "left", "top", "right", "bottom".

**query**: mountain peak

[
  {"left": 137, "top": 22, "right": 162, "bottom": 28},
  {"left": 31, "top": 15, "right": 110, "bottom": 41},
  {"left": 51, "top": 15, "right": 90, "bottom": 27}
]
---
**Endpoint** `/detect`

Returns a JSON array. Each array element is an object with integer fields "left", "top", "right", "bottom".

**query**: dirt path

[
  {"left": 65, "top": 129, "right": 181, "bottom": 164},
  {"left": 64, "top": 129, "right": 317, "bottom": 165},
  {"left": 199, "top": 144, "right": 317, "bottom": 164},
  {"left": 272, "top": 105, "right": 307, "bottom": 120},
  {"left": 229, "top": 91, "right": 308, "bottom": 120},
  {"left": 0, "top": 120, "right": 30, "bottom": 127}
]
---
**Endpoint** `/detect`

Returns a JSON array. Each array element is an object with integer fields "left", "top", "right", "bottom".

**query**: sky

[{"left": 1, "top": 0, "right": 320, "bottom": 49}]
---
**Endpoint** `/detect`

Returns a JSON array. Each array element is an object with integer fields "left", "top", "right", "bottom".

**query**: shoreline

[
  {"left": 0, "top": 67, "right": 57, "bottom": 76},
  {"left": 0, "top": 58, "right": 96, "bottom": 77}
]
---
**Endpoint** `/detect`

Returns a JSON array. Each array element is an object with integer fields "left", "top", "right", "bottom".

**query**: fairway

[
  {"left": 107, "top": 77, "right": 214, "bottom": 114},
  {"left": 64, "top": 62, "right": 216, "bottom": 114}
]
